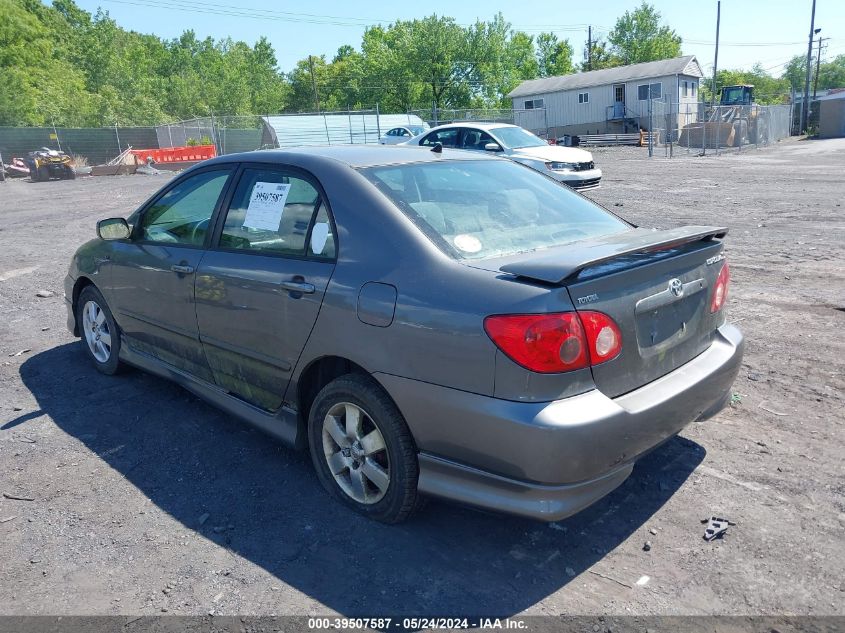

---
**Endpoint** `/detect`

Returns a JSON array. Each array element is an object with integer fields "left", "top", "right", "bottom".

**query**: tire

[
  {"left": 307, "top": 374, "right": 422, "bottom": 523},
  {"left": 29, "top": 163, "right": 40, "bottom": 182},
  {"left": 64, "top": 166, "right": 76, "bottom": 180},
  {"left": 76, "top": 285, "right": 124, "bottom": 375},
  {"left": 37, "top": 166, "right": 50, "bottom": 182}
]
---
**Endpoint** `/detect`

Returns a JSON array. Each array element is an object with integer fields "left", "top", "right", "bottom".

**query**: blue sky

[{"left": 72, "top": 0, "right": 844, "bottom": 79}]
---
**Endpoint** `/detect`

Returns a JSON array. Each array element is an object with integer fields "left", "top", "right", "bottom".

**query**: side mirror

[
  {"left": 97, "top": 217, "right": 130, "bottom": 240},
  {"left": 484, "top": 142, "right": 503, "bottom": 152}
]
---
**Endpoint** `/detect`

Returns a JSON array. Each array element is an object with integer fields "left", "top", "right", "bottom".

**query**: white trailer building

[{"left": 508, "top": 56, "right": 704, "bottom": 138}]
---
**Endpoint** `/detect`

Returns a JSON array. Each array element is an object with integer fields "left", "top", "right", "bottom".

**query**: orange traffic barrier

[{"left": 129, "top": 145, "right": 217, "bottom": 164}]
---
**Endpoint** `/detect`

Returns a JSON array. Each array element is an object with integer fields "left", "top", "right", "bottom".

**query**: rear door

[
  {"left": 194, "top": 165, "right": 337, "bottom": 411},
  {"left": 108, "top": 167, "right": 234, "bottom": 381}
]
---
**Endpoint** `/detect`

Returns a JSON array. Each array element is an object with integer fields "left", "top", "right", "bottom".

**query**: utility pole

[
  {"left": 813, "top": 35, "right": 827, "bottom": 100},
  {"left": 801, "top": 0, "right": 817, "bottom": 133},
  {"left": 587, "top": 26, "right": 592, "bottom": 71},
  {"left": 308, "top": 55, "right": 321, "bottom": 113},
  {"left": 711, "top": 0, "right": 720, "bottom": 106}
]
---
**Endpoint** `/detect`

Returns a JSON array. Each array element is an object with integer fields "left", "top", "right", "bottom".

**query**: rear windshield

[{"left": 361, "top": 160, "right": 628, "bottom": 260}]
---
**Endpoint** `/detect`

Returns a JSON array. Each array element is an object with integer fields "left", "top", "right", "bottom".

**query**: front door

[
  {"left": 108, "top": 167, "right": 233, "bottom": 381},
  {"left": 195, "top": 165, "right": 337, "bottom": 411},
  {"left": 612, "top": 83, "right": 626, "bottom": 118}
]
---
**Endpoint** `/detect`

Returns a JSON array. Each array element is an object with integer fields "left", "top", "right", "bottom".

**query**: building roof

[
  {"left": 508, "top": 56, "right": 703, "bottom": 99},
  {"left": 817, "top": 88, "right": 845, "bottom": 101}
]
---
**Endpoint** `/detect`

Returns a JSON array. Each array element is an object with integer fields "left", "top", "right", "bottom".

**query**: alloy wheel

[
  {"left": 82, "top": 300, "right": 112, "bottom": 363},
  {"left": 321, "top": 402, "right": 390, "bottom": 504}
]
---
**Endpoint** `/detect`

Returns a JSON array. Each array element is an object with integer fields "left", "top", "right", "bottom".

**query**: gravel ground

[{"left": 0, "top": 137, "right": 843, "bottom": 617}]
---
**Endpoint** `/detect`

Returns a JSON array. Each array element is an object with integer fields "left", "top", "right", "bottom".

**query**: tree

[
  {"left": 782, "top": 53, "right": 845, "bottom": 94},
  {"left": 700, "top": 65, "right": 790, "bottom": 105},
  {"left": 536, "top": 32, "right": 573, "bottom": 77},
  {"left": 581, "top": 37, "right": 620, "bottom": 71},
  {"left": 608, "top": 2, "right": 681, "bottom": 65}
]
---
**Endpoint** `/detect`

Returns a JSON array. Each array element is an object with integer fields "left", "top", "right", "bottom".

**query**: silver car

[
  {"left": 65, "top": 146, "right": 742, "bottom": 523},
  {"left": 403, "top": 122, "right": 603, "bottom": 190},
  {"left": 379, "top": 125, "right": 429, "bottom": 145}
]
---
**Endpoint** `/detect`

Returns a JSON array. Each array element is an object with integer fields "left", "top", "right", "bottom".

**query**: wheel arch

[
  {"left": 294, "top": 355, "right": 400, "bottom": 434},
  {"left": 70, "top": 276, "right": 96, "bottom": 336}
]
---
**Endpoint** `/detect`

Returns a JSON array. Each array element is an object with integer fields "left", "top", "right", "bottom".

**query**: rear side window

[
  {"left": 362, "top": 160, "right": 627, "bottom": 260},
  {"left": 218, "top": 167, "right": 330, "bottom": 258},
  {"left": 420, "top": 129, "right": 459, "bottom": 148},
  {"left": 139, "top": 169, "right": 231, "bottom": 245}
]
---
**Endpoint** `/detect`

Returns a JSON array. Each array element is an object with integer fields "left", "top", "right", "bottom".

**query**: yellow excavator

[{"left": 679, "top": 85, "right": 769, "bottom": 148}]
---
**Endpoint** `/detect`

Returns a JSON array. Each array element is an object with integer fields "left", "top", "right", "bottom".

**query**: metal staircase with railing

[{"left": 605, "top": 104, "right": 642, "bottom": 133}]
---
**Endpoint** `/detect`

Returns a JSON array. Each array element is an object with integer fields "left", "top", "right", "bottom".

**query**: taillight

[
  {"left": 579, "top": 311, "right": 623, "bottom": 365},
  {"left": 484, "top": 311, "right": 622, "bottom": 373},
  {"left": 483, "top": 313, "right": 589, "bottom": 373},
  {"left": 710, "top": 262, "right": 731, "bottom": 313}
]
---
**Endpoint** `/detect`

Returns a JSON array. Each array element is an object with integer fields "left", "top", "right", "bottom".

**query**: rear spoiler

[{"left": 499, "top": 225, "right": 728, "bottom": 284}]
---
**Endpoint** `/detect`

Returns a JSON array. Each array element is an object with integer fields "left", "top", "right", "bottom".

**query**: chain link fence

[
  {"left": 641, "top": 99, "right": 793, "bottom": 157},
  {"left": 1, "top": 101, "right": 797, "bottom": 172}
]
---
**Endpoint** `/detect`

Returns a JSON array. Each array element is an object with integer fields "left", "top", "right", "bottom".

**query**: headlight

[{"left": 545, "top": 161, "right": 577, "bottom": 171}]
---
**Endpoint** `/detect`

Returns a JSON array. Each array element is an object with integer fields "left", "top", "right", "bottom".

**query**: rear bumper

[{"left": 377, "top": 323, "right": 743, "bottom": 521}]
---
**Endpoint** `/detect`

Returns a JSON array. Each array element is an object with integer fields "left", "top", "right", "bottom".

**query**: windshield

[
  {"left": 490, "top": 126, "right": 548, "bottom": 149},
  {"left": 362, "top": 160, "right": 628, "bottom": 260},
  {"left": 409, "top": 126, "right": 427, "bottom": 135}
]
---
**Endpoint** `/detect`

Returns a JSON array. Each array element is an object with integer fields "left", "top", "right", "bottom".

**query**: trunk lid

[{"left": 496, "top": 226, "right": 729, "bottom": 398}]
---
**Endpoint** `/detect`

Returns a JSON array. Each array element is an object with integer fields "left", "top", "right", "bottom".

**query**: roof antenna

[{"left": 431, "top": 142, "right": 443, "bottom": 154}]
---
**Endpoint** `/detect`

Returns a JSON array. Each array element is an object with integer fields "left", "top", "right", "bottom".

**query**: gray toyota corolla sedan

[{"left": 65, "top": 145, "right": 743, "bottom": 523}]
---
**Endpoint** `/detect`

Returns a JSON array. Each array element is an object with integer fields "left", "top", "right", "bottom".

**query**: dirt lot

[{"left": 0, "top": 138, "right": 843, "bottom": 618}]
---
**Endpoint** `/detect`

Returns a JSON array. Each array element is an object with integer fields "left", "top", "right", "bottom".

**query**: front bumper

[
  {"left": 548, "top": 167, "right": 602, "bottom": 190},
  {"left": 64, "top": 275, "right": 78, "bottom": 336},
  {"left": 376, "top": 323, "right": 743, "bottom": 521}
]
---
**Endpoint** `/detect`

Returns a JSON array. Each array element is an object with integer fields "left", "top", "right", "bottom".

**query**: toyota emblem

[{"left": 669, "top": 278, "right": 684, "bottom": 297}]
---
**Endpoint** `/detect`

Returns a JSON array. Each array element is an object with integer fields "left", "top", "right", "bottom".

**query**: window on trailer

[
  {"left": 638, "top": 83, "right": 663, "bottom": 100},
  {"left": 578, "top": 92, "right": 589, "bottom": 104}
]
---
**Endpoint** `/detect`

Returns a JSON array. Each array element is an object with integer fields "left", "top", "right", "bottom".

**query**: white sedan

[
  {"left": 379, "top": 125, "right": 429, "bottom": 145},
  {"left": 402, "top": 123, "right": 602, "bottom": 190}
]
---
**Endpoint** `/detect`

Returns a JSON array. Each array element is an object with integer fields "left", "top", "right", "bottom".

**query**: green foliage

[
  {"left": 699, "top": 65, "right": 791, "bottom": 105},
  {"left": 582, "top": 38, "right": 620, "bottom": 71},
  {"left": 6, "top": 0, "right": 822, "bottom": 126},
  {"left": 607, "top": 2, "right": 682, "bottom": 65},
  {"left": 782, "top": 54, "right": 845, "bottom": 94},
  {"left": 185, "top": 135, "right": 212, "bottom": 146},
  {"left": 536, "top": 33, "right": 574, "bottom": 77}
]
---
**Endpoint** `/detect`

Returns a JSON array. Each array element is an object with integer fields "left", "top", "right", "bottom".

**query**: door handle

[
  {"left": 280, "top": 280, "right": 315, "bottom": 294},
  {"left": 170, "top": 264, "right": 195, "bottom": 274}
]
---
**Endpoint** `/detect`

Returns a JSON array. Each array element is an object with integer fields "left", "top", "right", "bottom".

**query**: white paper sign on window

[
  {"left": 243, "top": 182, "right": 291, "bottom": 231},
  {"left": 310, "top": 222, "right": 329, "bottom": 255}
]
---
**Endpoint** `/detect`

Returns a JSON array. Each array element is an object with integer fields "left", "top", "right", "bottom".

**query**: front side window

[
  {"left": 460, "top": 129, "right": 497, "bottom": 151},
  {"left": 420, "top": 129, "right": 459, "bottom": 148},
  {"left": 218, "top": 168, "right": 330, "bottom": 258},
  {"left": 363, "top": 160, "right": 628, "bottom": 260},
  {"left": 139, "top": 169, "right": 231, "bottom": 245}
]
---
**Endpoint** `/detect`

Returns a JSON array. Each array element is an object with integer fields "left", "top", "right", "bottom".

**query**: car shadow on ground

[{"left": 12, "top": 343, "right": 706, "bottom": 616}]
